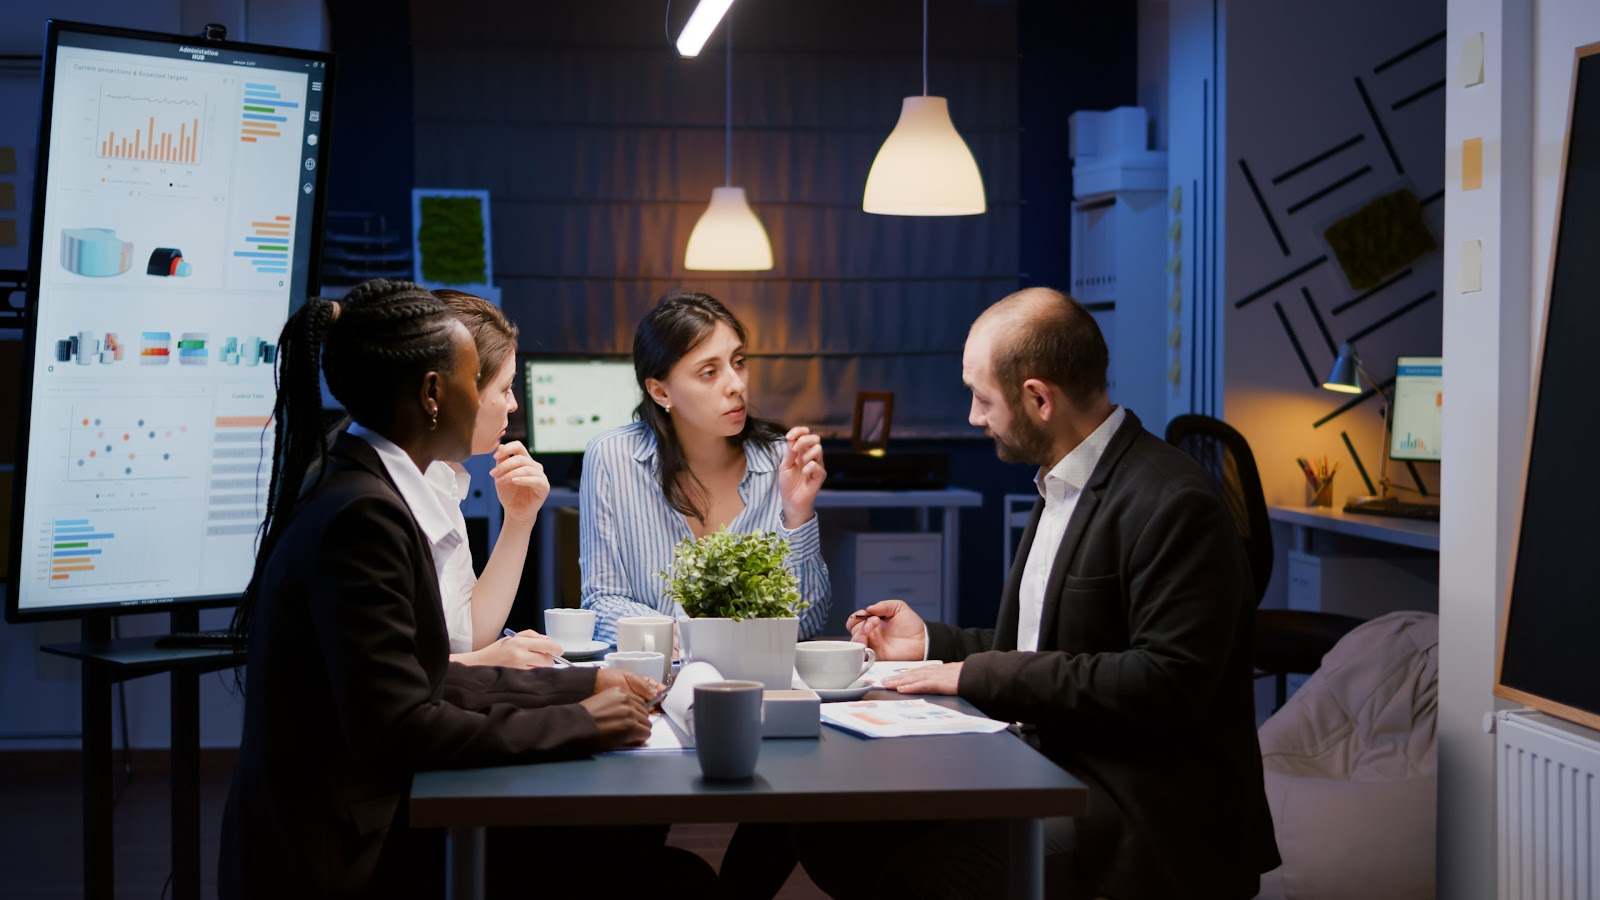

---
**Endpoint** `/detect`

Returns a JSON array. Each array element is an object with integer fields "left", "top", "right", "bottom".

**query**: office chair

[{"left": 1163, "top": 415, "right": 1363, "bottom": 710}]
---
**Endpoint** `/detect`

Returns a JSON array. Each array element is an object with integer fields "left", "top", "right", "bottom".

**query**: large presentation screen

[{"left": 6, "top": 21, "right": 334, "bottom": 622}]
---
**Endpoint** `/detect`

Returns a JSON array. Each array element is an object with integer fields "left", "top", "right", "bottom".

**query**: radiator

[{"left": 1497, "top": 710, "right": 1600, "bottom": 898}]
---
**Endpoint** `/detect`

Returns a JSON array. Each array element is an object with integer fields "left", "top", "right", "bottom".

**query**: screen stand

[{"left": 50, "top": 609, "right": 230, "bottom": 900}]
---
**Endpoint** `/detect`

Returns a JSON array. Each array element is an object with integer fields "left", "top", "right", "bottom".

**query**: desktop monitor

[
  {"left": 6, "top": 21, "right": 335, "bottom": 623},
  {"left": 1389, "top": 356, "right": 1442, "bottom": 463},
  {"left": 523, "top": 358, "right": 640, "bottom": 454}
]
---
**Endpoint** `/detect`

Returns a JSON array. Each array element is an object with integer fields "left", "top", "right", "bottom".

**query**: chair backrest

[{"left": 1164, "top": 414, "right": 1273, "bottom": 606}]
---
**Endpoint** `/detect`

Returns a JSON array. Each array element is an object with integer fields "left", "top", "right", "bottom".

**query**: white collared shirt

[
  {"left": 1016, "top": 406, "right": 1126, "bottom": 652},
  {"left": 424, "top": 460, "right": 477, "bottom": 654},
  {"left": 346, "top": 425, "right": 467, "bottom": 648}
]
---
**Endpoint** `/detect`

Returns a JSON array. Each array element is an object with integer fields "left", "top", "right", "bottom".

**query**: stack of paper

[{"left": 820, "top": 699, "right": 1010, "bottom": 739}]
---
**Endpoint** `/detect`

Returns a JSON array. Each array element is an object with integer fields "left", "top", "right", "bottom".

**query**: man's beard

[{"left": 988, "top": 406, "right": 1054, "bottom": 466}]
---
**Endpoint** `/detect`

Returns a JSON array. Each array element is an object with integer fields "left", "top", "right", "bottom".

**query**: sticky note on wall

[
  {"left": 1460, "top": 240, "right": 1483, "bottom": 293},
  {"left": 1459, "top": 32, "right": 1485, "bottom": 87},
  {"left": 1463, "top": 138, "right": 1483, "bottom": 191}
]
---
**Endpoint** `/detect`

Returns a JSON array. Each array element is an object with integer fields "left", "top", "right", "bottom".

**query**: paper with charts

[{"left": 820, "top": 700, "right": 1009, "bottom": 739}]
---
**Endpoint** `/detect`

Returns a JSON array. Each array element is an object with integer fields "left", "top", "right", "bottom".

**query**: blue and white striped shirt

[{"left": 579, "top": 421, "right": 831, "bottom": 644}]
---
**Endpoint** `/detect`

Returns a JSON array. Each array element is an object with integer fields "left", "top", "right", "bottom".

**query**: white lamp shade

[
  {"left": 684, "top": 186, "right": 774, "bottom": 271},
  {"left": 863, "top": 96, "right": 987, "bottom": 216}
]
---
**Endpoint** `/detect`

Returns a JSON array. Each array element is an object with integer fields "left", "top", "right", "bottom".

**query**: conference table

[{"left": 411, "top": 695, "right": 1088, "bottom": 900}]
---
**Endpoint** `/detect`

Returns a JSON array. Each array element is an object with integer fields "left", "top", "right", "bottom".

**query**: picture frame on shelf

[{"left": 851, "top": 391, "right": 894, "bottom": 455}]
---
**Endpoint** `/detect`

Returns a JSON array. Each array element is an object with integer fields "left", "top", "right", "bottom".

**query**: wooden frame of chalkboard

[{"left": 1494, "top": 41, "right": 1600, "bottom": 731}]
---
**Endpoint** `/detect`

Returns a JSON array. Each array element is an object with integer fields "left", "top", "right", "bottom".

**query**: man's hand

[
  {"left": 778, "top": 426, "right": 825, "bottom": 529},
  {"left": 492, "top": 441, "right": 550, "bottom": 528},
  {"left": 452, "top": 631, "right": 560, "bottom": 668},
  {"left": 847, "top": 599, "right": 927, "bottom": 661},
  {"left": 882, "top": 661, "right": 962, "bottom": 696}
]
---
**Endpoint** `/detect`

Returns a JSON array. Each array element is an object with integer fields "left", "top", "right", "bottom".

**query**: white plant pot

[{"left": 679, "top": 617, "right": 799, "bottom": 690}]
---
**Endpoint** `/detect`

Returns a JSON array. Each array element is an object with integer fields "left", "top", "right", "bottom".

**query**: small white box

[{"left": 762, "top": 689, "right": 821, "bottom": 739}]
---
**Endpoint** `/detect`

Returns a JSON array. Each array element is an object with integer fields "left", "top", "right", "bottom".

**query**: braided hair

[
  {"left": 633, "top": 290, "right": 784, "bottom": 523},
  {"left": 231, "top": 279, "right": 459, "bottom": 641}
]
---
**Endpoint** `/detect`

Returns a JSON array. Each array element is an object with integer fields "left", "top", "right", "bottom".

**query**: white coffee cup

[
  {"left": 794, "top": 640, "right": 877, "bottom": 690},
  {"left": 544, "top": 608, "right": 597, "bottom": 649},
  {"left": 616, "top": 615, "right": 675, "bottom": 681},
  {"left": 604, "top": 650, "right": 666, "bottom": 681}
]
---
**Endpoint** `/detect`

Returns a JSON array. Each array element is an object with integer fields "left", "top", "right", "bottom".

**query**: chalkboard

[{"left": 1496, "top": 43, "right": 1600, "bottom": 730}]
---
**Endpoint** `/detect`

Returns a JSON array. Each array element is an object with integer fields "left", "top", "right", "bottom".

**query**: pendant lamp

[
  {"left": 862, "top": 0, "right": 986, "bottom": 216},
  {"left": 684, "top": 14, "right": 773, "bottom": 271}
]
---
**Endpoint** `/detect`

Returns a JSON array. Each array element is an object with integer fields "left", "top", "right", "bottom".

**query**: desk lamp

[{"left": 1321, "top": 342, "right": 1393, "bottom": 501}]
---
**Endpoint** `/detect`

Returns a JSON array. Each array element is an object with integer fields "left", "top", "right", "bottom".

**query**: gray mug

[{"left": 693, "top": 680, "right": 764, "bottom": 781}]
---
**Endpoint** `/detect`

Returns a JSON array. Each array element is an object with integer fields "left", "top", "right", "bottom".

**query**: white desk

[
  {"left": 537, "top": 487, "right": 984, "bottom": 623},
  {"left": 1267, "top": 505, "right": 1439, "bottom": 552}
]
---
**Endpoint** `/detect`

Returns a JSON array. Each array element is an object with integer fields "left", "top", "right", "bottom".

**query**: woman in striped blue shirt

[{"left": 579, "top": 290, "right": 832, "bottom": 645}]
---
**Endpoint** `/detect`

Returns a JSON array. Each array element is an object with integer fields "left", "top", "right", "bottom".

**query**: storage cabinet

[{"left": 821, "top": 532, "right": 943, "bottom": 636}]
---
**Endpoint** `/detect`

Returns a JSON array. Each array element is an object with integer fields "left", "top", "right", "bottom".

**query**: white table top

[
  {"left": 541, "top": 486, "right": 984, "bottom": 509},
  {"left": 1267, "top": 504, "right": 1439, "bottom": 551}
]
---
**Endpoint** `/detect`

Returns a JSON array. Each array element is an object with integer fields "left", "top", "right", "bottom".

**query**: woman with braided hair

[{"left": 218, "top": 279, "right": 663, "bottom": 899}]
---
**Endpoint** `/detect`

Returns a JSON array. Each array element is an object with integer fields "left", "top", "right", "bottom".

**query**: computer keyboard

[
  {"left": 154, "top": 630, "right": 243, "bottom": 649},
  {"left": 1343, "top": 498, "right": 1441, "bottom": 521}
]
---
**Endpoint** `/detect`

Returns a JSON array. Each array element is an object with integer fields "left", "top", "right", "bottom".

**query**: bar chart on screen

[
  {"left": 95, "top": 85, "right": 206, "bottom": 164},
  {"left": 239, "top": 80, "right": 296, "bottom": 143}
]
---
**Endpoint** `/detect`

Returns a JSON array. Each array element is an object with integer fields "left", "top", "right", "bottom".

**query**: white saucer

[
  {"left": 798, "top": 678, "right": 891, "bottom": 702},
  {"left": 559, "top": 639, "right": 611, "bottom": 659}
]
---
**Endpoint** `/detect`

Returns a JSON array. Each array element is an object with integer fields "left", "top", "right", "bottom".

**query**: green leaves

[{"left": 660, "top": 528, "right": 807, "bottom": 621}]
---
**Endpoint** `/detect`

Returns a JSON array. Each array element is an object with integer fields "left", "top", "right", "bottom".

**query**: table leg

[
  {"left": 82, "top": 664, "right": 113, "bottom": 900},
  {"left": 1007, "top": 818, "right": 1044, "bottom": 900},
  {"left": 171, "top": 666, "right": 200, "bottom": 899},
  {"left": 538, "top": 516, "right": 557, "bottom": 616},
  {"left": 941, "top": 506, "right": 960, "bottom": 624},
  {"left": 446, "top": 826, "right": 486, "bottom": 900}
]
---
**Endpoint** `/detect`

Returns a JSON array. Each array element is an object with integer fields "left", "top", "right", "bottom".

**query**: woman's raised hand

[
  {"left": 778, "top": 426, "right": 825, "bottom": 528},
  {"left": 492, "top": 440, "right": 550, "bottom": 528}
]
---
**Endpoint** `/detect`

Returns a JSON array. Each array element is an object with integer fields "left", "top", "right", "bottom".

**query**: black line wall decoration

[
  {"left": 1273, "top": 300, "right": 1320, "bottom": 388},
  {"left": 1234, "top": 256, "right": 1329, "bottom": 308},
  {"left": 1271, "top": 134, "right": 1366, "bottom": 185},
  {"left": 1331, "top": 268, "right": 1412, "bottom": 315},
  {"left": 1300, "top": 286, "right": 1338, "bottom": 355},
  {"left": 1340, "top": 430, "right": 1377, "bottom": 495},
  {"left": 1347, "top": 289, "right": 1438, "bottom": 343},
  {"left": 1286, "top": 165, "right": 1374, "bottom": 215},
  {"left": 1372, "top": 30, "right": 1446, "bottom": 74},
  {"left": 1354, "top": 76, "right": 1405, "bottom": 175},
  {"left": 1239, "top": 159, "right": 1290, "bottom": 256}
]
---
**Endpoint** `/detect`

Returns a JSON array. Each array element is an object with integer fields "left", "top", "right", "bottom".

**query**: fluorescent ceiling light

[{"left": 676, "top": 0, "right": 736, "bottom": 57}]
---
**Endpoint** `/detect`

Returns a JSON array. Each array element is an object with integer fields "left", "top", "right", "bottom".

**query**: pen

[
  {"left": 643, "top": 685, "right": 671, "bottom": 712},
  {"left": 503, "top": 628, "right": 572, "bottom": 667},
  {"left": 847, "top": 609, "right": 895, "bottom": 622}
]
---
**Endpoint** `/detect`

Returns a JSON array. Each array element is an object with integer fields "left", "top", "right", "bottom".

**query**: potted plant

[{"left": 661, "top": 528, "right": 809, "bottom": 689}]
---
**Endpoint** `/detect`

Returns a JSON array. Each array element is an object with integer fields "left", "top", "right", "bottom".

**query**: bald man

[{"left": 801, "top": 289, "right": 1278, "bottom": 899}]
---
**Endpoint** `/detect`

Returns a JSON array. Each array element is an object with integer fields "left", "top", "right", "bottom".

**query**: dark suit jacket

[
  {"left": 219, "top": 434, "right": 601, "bottom": 899},
  {"left": 927, "top": 411, "right": 1279, "bottom": 899}
]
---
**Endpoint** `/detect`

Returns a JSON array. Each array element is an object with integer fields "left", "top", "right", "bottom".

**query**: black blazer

[
  {"left": 219, "top": 434, "right": 602, "bottom": 899},
  {"left": 928, "top": 411, "right": 1279, "bottom": 899}
]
